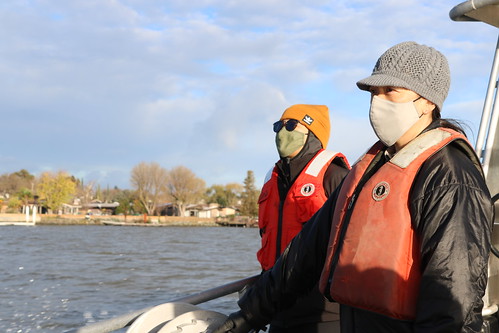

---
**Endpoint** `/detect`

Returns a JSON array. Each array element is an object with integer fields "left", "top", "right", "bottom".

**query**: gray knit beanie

[{"left": 357, "top": 41, "right": 450, "bottom": 111}]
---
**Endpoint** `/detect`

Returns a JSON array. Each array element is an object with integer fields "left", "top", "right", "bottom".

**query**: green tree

[
  {"left": 95, "top": 185, "right": 102, "bottom": 201},
  {"left": 114, "top": 189, "right": 136, "bottom": 220},
  {"left": 206, "top": 185, "right": 228, "bottom": 207},
  {"left": 225, "top": 183, "right": 244, "bottom": 207},
  {"left": 206, "top": 183, "right": 243, "bottom": 208},
  {"left": 36, "top": 171, "right": 77, "bottom": 214},
  {"left": 240, "top": 170, "right": 259, "bottom": 217},
  {"left": 16, "top": 188, "right": 33, "bottom": 206},
  {"left": 7, "top": 197, "right": 22, "bottom": 213}
]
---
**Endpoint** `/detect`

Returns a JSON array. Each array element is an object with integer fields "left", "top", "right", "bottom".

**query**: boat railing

[
  {"left": 65, "top": 274, "right": 259, "bottom": 333},
  {"left": 450, "top": 0, "right": 499, "bottom": 178},
  {"left": 450, "top": 0, "right": 499, "bottom": 322},
  {"left": 68, "top": 2, "right": 499, "bottom": 332}
]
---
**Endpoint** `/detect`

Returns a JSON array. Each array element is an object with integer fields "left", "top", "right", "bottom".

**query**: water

[{"left": 0, "top": 225, "right": 261, "bottom": 332}]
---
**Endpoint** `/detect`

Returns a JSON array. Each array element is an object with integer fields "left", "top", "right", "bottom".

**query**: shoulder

[
  {"left": 321, "top": 150, "right": 350, "bottom": 175},
  {"left": 326, "top": 160, "right": 350, "bottom": 177},
  {"left": 324, "top": 150, "right": 350, "bottom": 179},
  {"left": 410, "top": 141, "right": 492, "bottom": 235},
  {"left": 323, "top": 159, "right": 350, "bottom": 197},
  {"left": 410, "top": 142, "right": 490, "bottom": 214},
  {"left": 417, "top": 142, "right": 484, "bottom": 191}
]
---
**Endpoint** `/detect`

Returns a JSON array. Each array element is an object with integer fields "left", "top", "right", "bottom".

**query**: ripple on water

[{"left": 0, "top": 226, "right": 261, "bottom": 332}]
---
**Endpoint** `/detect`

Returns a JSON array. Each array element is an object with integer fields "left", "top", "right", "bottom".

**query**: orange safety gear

[
  {"left": 257, "top": 150, "right": 349, "bottom": 271},
  {"left": 319, "top": 128, "right": 480, "bottom": 320}
]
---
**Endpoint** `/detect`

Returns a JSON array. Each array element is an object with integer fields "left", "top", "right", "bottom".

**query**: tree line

[{"left": 0, "top": 163, "right": 260, "bottom": 217}]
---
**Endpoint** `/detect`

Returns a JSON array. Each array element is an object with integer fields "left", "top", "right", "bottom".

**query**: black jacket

[
  {"left": 240, "top": 124, "right": 494, "bottom": 333},
  {"left": 268, "top": 132, "right": 349, "bottom": 328}
]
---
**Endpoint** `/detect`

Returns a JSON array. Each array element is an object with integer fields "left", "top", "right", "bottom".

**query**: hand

[{"left": 208, "top": 311, "right": 253, "bottom": 333}]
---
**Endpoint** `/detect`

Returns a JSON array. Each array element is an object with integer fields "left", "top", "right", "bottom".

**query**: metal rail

[
  {"left": 450, "top": 0, "right": 499, "bottom": 319},
  {"left": 449, "top": 0, "right": 499, "bottom": 26},
  {"left": 475, "top": 35, "right": 499, "bottom": 178},
  {"left": 450, "top": 0, "right": 499, "bottom": 178},
  {"left": 66, "top": 274, "right": 260, "bottom": 333}
]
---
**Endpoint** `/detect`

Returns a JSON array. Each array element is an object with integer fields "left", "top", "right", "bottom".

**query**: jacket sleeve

[
  {"left": 410, "top": 144, "right": 493, "bottom": 333},
  {"left": 323, "top": 159, "right": 350, "bottom": 197},
  {"left": 237, "top": 186, "right": 341, "bottom": 328}
]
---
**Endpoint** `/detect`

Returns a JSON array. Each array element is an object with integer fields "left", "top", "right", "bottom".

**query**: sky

[{"left": 1, "top": 0, "right": 497, "bottom": 190}]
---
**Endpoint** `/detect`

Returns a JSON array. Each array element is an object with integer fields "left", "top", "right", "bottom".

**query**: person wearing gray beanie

[
  {"left": 356, "top": 41, "right": 458, "bottom": 149},
  {"left": 210, "top": 42, "right": 492, "bottom": 333},
  {"left": 357, "top": 41, "right": 450, "bottom": 112}
]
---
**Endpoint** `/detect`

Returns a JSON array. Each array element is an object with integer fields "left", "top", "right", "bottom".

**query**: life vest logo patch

[
  {"left": 372, "top": 181, "right": 390, "bottom": 201},
  {"left": 301, "top": 183, "right": 315, "bottom": 196}
]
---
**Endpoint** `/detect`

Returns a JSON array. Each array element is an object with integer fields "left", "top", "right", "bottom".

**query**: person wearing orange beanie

[
  {"left": 278, "top": 104, "right": 331, "bottom": 152},
  {"left": 255, "top": 104, "right": 350, "bottom": 333},
  {"left": 212, "top": 41, "right": 493, "bottom": 333}
]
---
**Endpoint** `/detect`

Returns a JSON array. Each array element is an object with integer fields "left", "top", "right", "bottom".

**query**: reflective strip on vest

[
  {"left": 257, "top": 150, "right": 348, "bottom": 270},
  {"left": 305, "top": 150, "right": 340, "bottom": 177},
  {"left": 263, "top": 166, "right": 273, "bottom": 185}
]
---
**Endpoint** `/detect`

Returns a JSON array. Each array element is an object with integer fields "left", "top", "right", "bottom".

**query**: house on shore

[
  {"left": 184, "top": 203, "right": 236, "bottom": 218},
  {"left": 62, "top": 199, "right": 120, "bottom": 216}
]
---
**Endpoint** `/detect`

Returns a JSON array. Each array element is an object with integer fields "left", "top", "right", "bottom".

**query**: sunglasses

[{"left": 273, "top": 119, "right": 300, "bottom": 133}]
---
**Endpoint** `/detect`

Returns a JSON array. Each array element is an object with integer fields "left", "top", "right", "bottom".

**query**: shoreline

[{"left": 0, "top": 213, "right": 220, "bottom": 227}]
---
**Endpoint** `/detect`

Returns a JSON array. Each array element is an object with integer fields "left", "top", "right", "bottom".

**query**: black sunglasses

[{"left": 273, "top": 119, "right": 300, "bottom": 133}]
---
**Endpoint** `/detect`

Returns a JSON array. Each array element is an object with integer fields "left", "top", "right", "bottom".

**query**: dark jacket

[
  {"left": 240, "top": 123, "right": 493, "bottom": 333},
  {"left": 266, "top": 132, "right": 349, "bottom": 328}
]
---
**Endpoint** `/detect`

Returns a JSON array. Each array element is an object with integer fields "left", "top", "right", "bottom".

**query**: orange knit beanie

[{"left": 280, "top": 104, "right": 330, "bottom": 148}]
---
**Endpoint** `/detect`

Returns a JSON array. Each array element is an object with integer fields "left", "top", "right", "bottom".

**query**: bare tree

[
  {"left": 166, "top": 166, "right": 206, "bottom": 217},
  {"left": 76, "top": 179, "right": 95, "bottom": 207},
  {"left": 130, "top": 162, "right": 168, "bottom": 215}
]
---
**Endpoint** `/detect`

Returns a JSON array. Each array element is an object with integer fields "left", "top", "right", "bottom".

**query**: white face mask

[{"left": 369, "top": 95, "right": 422, "bottom": 147}]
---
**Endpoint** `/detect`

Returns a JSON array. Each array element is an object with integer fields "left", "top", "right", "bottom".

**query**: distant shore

[{"left": 0, "top": 213, "right": 219, "bottom": 227}]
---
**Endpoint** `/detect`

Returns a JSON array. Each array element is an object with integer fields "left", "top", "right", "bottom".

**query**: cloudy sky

[{"left": 1, "top": 0, "right": 497, "bottom": 189}]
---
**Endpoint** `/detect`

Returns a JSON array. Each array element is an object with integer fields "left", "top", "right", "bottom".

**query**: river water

[{"left": 1, "top": 225, "right": 261, "bottom": 333}]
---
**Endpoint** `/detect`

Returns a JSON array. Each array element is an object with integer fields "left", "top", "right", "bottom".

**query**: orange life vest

[
  {"left": 257, "top": 150, "right": 349, "bottom": 271},
  {"left": 318, "top": 128, "right": 480, "bottom": 320}
]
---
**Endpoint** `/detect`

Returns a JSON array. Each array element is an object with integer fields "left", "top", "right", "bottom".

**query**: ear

[{"left": 422, "top": 99, "right": 436, "bottom": 115}]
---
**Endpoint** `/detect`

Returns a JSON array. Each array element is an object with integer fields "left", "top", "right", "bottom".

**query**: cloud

[{"left": 0, "top": 0, "right": 497, "bottom": 189}]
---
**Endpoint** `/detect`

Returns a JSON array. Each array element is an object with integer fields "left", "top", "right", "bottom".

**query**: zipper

[{"left": 275, "top": 200, "right": 285, "bottom": 263}]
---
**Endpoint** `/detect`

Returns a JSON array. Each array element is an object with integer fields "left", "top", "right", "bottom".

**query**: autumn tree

[
  {"left": 240, "top": 170, "right": 259, "bottom": 217},
  {"left": 130, "top": 162, "right": 168, "bottom": 215},
  {"left": 36, "top": 171, "right": 77, "bottom": 213},
  {"left": 165, "top": 166, "right": 206, "bottom": 217},
  {"left": 0, "top": 169, "right": 35, "bottom": 197}
]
